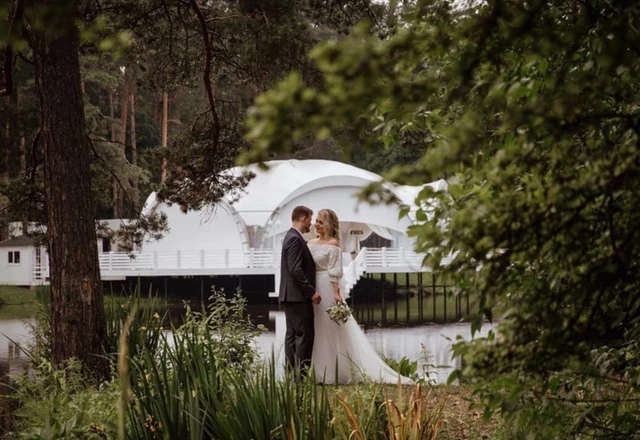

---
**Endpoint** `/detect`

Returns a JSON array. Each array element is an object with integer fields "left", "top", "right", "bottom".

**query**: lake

[
  {"left": 252, "top": 310, "right": 493, "bottom": 383},
  {"left": 0, "top": 300, "right": 493, "bottom": 384}
]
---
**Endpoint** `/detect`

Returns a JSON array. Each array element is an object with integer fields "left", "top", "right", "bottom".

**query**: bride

[{"left": 307, "top": 208, "right": 413, "bottom": 385}]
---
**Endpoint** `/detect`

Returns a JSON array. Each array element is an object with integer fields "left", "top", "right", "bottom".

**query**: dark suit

[{"left": 279, "top": 227, "right": 316, "bottom": 375}]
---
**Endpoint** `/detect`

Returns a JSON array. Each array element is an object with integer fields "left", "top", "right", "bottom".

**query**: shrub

[{"left": 11, "top": 359, "right": 118, "bottom": 440}]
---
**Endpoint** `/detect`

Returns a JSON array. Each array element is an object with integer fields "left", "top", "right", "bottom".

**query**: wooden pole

[{"left": 432, "top": 274, "right": 437, "bottom": 321}]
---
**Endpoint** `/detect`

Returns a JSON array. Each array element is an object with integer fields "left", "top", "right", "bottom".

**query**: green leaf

[
  {"left": 415, "top": 209, "right": 427, "bottom": 222},
  {"left": 398, "top": 204, "right": 410, "bottom": 220},
  {"left": 446, "top": 369, "right": 461, "bottom": 385}
]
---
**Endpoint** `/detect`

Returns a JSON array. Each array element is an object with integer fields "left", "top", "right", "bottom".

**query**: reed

[{"left": 115, "top": 289, "right": 447, "bottom": 439}]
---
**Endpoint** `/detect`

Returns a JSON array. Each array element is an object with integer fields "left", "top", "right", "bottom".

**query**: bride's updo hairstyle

[{"left": 318, "top": 209, "right": 340, "bottom": 246}]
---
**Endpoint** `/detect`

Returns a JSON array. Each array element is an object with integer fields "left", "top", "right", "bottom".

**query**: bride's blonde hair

[{"left": 318, "top": 209, "right": 340, "bottom": 245}]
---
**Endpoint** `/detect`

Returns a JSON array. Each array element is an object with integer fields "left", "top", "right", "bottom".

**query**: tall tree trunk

[
  {"left": 108, "top": 89, "right": 118, "bottom": 217},
  {"left": 18, "top": 88, "right": 26, "bottom": 175},
  {"left": 130, "top": 89, "right": 139, "bottom": 212},
  {"left": 3, "top": 120, "right": 9, "bottom": 178},
  {"left": 0, "top": 102, "right": 8, "bottom": 242},
  {"left": 161, "top": 90, "right": 168, "bottom": 184},
  {"left": 33, "top": 2, "right": 107, "bottom": 381},
  {"left": 114, "top": 69, "right": 130, "bottom": 218},
  {"left": 152, "top": 93, "right": 159, "bottom": 127},
  {"left": 108, "top": 89, "right": 116, "bottom": 143}
]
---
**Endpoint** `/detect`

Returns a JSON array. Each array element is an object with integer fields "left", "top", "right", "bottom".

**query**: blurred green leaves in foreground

[{"left": 243, "top": 1, "right": 640, "bottom": 437}]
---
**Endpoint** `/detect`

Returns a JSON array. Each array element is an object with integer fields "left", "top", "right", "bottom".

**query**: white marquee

[{"left": 141, "top": 159, "right": 446, "bottom": 255}]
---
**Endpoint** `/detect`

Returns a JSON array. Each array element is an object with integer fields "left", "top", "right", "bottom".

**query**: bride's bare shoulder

[
  {"left": 308, "top": 238, "right": 320, "bottom": 245},
  {"left": 327, "top": 238, "right": 340, "bottom": 247}
]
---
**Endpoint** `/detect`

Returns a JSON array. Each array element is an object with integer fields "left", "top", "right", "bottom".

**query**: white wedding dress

[{"left": 308, "top": 243, "right": 413, "bottom": 385}]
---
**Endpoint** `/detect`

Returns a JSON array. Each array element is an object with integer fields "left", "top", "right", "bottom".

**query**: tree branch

[
  {"left": 87, "top": 136, "right": 139, "bottom": 214},
  {"left": 187, "top": 0, "right": 220, "bottom": 155},
  {"left": 28, "top": 129, "right": 40, "bottom": 184}
]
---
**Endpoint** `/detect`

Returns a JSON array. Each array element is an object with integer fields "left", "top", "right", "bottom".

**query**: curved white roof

[
  {"left": 143, "top": 159, "right": 446, "bottom": 229},
  {"left": 227, "top": 159, "right": 445, "bottom": 227}
]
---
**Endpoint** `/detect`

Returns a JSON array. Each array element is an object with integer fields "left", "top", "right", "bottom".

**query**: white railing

[
  {"left": 364, "top": 247, "right": 426, "bottom": 270},
  {"left": 32, "top": 264, "right": 50, "bottom": 282},
  {"left": 31, "top": 249, "right": 279, "bottom": 281},
  {"left": 97, "top": 249, "right": 277, "bottom": 272},
  {"left": 31, "top": 247, "right": 441, "bottom": 285},
  {"left": 342, "top": 248, "right": 368, "bottom": 295}
]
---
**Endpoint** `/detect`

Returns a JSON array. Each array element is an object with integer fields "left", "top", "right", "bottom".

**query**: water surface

[{"left": 0, "top": 301, "right": 493, "bottom": 384}]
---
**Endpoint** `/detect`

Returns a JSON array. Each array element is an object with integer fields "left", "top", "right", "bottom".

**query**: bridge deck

[{"left": 32, "top": 247, "right": 445, "bottom": 285}]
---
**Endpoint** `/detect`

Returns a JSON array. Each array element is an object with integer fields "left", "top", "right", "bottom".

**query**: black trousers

[{"left": 281, "top": 301, "right": 315, "bottom": 376}]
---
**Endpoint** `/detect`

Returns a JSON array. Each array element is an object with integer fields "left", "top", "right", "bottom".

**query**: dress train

[{"left": 311, "top": 270, "right": 413, "bottom": 385}]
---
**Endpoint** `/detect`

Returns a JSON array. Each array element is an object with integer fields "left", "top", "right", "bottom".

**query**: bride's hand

[{"left": 334, "top": 290, "right": 343, "bottom": 303}]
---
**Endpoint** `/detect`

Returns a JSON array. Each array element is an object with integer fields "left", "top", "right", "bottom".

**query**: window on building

[{"left": 8, "top": 251, "right": 21, "bottom": 264}]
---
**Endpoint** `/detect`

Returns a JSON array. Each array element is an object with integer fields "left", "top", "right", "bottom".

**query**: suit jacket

[{"left": 279, "top": 228, "right": 316, "bottom": 302}]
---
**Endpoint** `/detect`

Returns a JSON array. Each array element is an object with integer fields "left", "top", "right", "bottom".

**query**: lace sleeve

[{"left": 328, "top": 246, "right": 343, "bottom": 282}]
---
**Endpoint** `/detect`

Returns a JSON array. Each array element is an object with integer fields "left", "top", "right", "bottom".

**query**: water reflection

[
  {"left": 0, "top": 304, "right": 493, "bottom": 385},
  {"left": 252, "top": 311, "right": 493, "bottom": 383},
  {"left": 0, "top": 319, "right": 33, "bottom": 377},
  {"left": 0, "top": 319, "right": 33, "bottom": 433}
]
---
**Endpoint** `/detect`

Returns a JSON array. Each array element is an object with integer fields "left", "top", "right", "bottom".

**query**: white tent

[{"left": 141, "top": 159, "right": 446, "bottom": 254}]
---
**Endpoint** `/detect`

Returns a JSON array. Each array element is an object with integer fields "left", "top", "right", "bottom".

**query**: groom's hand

[{"left": 311, "top": 292, "right": 321, "bottom": 305}]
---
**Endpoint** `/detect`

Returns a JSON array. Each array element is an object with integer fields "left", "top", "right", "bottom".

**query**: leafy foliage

[
  {"left": 15, "top": 286, "right": 447, "bottom": 439},
  {"left": 12, "top": 359, "right": 118, "bottom": 440},
  {"left": 384, "top": 355, "right": 419, "bottom": 382},
  {"left": 243, "top": 0, "right": 640, "bottom": 437}
]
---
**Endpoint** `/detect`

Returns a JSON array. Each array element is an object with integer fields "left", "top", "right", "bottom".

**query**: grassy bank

[
  {"left": 0, "top": 285, "right": 161, "bottom": 310},
  {"left": 0, "top": 285, "right": 38, "bottom": 319},
  {"left": 5, "top": 290, "right": 495, "bottom": 439},
  {"left": 0, "top": 285, "right": 36, "bottom": 305},
  {"left": 9, "top": 366, "right": 493, "bottom": 440},
  {"left": 329, "top": 383, "right": 495, "bottom": 439}
]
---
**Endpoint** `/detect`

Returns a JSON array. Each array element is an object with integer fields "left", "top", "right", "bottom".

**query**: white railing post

[
  {"left": 249, "top": 248, "right": 255, "bottom": 268},
  {"left": 177, "top": 250, "right": 182, "bottom": 269},
  {"left": 108, "top": 252, "right": 113, "bottom": 271},
  {"left": 153, "top": 251, "right": 158, "bottom": 269},
  {"left": 351, "top": 258, "right": 356, "bottom": 281},
  {"left": 225, "top": 249, "right": 230, "bottom": 268},
  {"left": 200, "top": 250, "right": 205, "bottom": 268},
  {"left": 400, "top": 247, "right": 405, "bottom": 266},
  {"left": 362, "top": 247, "right": 367, "bottom": 273},
  {"left": 382, "top": 247, "right": 387, "bottom": 267}
]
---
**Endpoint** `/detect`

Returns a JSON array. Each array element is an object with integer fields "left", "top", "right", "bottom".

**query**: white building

[
  {"left": 0, "top": 160, "right": 447, "bottom": 288},
  {"left": 142, "top": 159, "right": 446, "bottom": 256},
  {"left": 0, "top": 220, "right": 131, "bottom": 287},
  {"left": 0, "top": 235, "right": 47, "bottom": 286}
]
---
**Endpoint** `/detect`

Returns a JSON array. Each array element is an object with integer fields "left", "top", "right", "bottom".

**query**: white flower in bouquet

[{"left": 326, "top": 301, "right": 352, "bottom": 325}]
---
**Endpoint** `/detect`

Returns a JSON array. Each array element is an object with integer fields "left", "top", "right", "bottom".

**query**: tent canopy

[{"left": 142, "top": 159, "right": 446, "bottom": 252}]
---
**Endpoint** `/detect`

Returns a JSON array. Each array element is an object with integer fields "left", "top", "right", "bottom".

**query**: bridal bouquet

[{"left": 326, "top": 301, "right": 352, "bottom": 325}]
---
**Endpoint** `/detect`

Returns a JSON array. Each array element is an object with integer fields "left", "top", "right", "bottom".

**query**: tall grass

[
  {"left": 118, "top": 290, "right": 446, "bottom": 439},
  {"left": 15, "top": 286, "right": 447, "bottom": 439}
]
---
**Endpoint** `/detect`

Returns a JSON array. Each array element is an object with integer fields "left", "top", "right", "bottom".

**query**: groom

[{"left": 280, "top": 205, "right": 321, "bottom": 377}]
